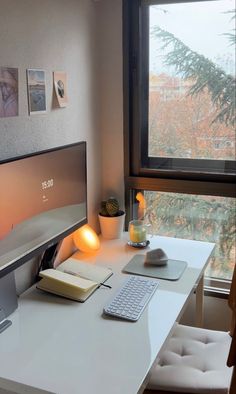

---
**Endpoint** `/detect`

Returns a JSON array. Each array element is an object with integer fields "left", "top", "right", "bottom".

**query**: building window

[{"left": 123, "top": 0, "right": 236, "bottom": 284}]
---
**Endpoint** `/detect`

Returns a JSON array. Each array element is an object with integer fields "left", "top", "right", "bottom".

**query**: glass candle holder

[{"left": 128, "top": 220, "right": 147, "bottom": 244}]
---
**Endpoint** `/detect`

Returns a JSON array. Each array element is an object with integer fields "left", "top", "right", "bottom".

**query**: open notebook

[{"left": 37, "top": 258, "right": 113, "bottom": 302}]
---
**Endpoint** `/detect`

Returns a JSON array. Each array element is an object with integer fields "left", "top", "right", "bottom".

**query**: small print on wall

[
  {"left": 0, "top": 66, "right": 19, "bottom": 118},
  {"left": 53, "top": 71, "right": 68, "bottom": 107},
  {"left": 27, "top": 69, "right": 46, "bottom": 114}
]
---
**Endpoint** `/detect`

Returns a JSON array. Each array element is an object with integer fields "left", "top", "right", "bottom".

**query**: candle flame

[{"left": 136, "top": 192, "right": 146, "bottom": 220}]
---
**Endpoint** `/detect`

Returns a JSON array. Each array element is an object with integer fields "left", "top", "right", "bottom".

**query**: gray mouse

[{"left": 144, "top": 248, "right": 168, "bottom": 266}]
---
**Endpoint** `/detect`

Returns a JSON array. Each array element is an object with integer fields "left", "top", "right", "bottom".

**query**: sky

[{"left": 150, "top": 0, "right": 235, "bottom": 75}]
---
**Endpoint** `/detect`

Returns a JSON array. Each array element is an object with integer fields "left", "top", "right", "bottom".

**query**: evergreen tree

[{"left": 152, "top": 17, "right": 236, "bottom": 127}]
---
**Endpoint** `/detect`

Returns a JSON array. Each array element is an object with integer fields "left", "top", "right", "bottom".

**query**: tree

[
  {"left": 146, "top": 13, "right": 236, "bottom": 279},
  {"left": 152, "top": 20, "right": 236, "bottom": 127},
  {"left": 149, "top": 78, "right": 235, "bottom": 160},
  {"left": 143, "top": 191, "right": 236, "bottom": 280}
]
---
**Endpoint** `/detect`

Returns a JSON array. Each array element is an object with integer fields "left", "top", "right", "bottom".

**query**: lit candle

[{"left": 129, "top": 222, "right": 147, "bottom": 243}]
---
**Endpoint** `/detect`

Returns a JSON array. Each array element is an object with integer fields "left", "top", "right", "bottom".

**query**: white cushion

[{"left": 147, "top": 324, "right": 233, "bottom": 393}]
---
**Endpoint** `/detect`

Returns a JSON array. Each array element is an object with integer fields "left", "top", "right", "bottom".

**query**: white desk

[{"left": 0, "top": 234, "right": 215, "bottom": 394}]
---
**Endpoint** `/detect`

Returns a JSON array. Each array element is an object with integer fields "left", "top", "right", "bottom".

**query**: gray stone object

[{"left": 144, "top": 248, "right": 168, "bottom": 266}]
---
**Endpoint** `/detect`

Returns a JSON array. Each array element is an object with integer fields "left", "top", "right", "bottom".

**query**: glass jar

[{"left": 128, "top": 220, "right": 147, "bottom": 244}]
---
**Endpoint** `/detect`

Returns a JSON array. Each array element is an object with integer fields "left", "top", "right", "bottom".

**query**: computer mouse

[{"left": 144, "top": 248, "right": 168, "bottom": 266}]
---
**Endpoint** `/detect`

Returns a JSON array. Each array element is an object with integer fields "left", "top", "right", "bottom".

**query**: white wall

[
  {"left": 0, "top": 0, "right": 104, "bottom": 291},
  {"left": 0, "top": 0, "right": 103, "bottom": 227},
  {"left": 96, "top": 0, "right": 125, "bottom": 209}
]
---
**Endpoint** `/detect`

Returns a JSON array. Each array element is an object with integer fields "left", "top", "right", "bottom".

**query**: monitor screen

[{"left": 0, "top": 142, "right": 87, "bottom": 278}]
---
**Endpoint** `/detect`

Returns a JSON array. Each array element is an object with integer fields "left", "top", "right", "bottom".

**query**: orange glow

[
  {"left": 73, "top": 224, "right": 100, "bottom": 253},
  {"left": 136, "top": 192, "right": 146, "bottom": 209},
  {"left": 136, "top": 192, "right": 146, "bottom": 220}
]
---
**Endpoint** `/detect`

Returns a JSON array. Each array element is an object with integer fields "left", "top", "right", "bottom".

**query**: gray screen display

[{"left": 0, "top": 142, "right": 87, "bottom": 275}]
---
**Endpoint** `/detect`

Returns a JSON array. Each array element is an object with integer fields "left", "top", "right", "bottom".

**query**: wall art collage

[{"left": 0, "top": 66, "right": 68, "bottom": 118}]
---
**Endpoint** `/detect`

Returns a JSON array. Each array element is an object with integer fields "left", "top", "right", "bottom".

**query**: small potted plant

[{"left": 98, "top": 197, "right": 125, "bottom": 239}]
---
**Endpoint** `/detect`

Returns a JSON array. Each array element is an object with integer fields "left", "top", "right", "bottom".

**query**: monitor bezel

[{"left": 0, "top": 141, "right": 88, "bottom": 279}]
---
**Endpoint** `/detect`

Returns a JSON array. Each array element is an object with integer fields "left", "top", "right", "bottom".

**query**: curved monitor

[{"left": 0, "top": 142, "right": 87, "bottom": 278}]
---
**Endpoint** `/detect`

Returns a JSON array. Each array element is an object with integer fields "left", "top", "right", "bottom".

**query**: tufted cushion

[{"left": 147, "top": 324, "right": 233, "bottom": 394}]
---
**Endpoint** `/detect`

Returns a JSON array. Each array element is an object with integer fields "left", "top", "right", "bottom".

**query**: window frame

[
  {"left": 124, "top": 0, "right": 236, "bottom": 184},
  {"left": 123, "top": 0, "right": 236, "bottom": 290}
]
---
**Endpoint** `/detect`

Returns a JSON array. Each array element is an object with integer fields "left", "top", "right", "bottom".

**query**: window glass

[
  {"left": 123, "top": 0, "right": 236, "bottom": 287},
  {"left": 133, "top": 191, "right": 235, "bottom": 280},
  {"left": 149, "top": 0, "right": 235, "bottom": 161}
]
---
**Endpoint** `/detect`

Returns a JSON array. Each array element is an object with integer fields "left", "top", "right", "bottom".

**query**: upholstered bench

[{"left": 146, "top": 323, "right": 233, "bottom": 394}]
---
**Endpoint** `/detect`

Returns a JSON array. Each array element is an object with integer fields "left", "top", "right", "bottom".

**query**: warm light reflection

[
  {"left": 136, "top": 192, "right": 146, "bottom": 220},
  {"left": 73, "top": 224, "right": 100, "bottom": 252}
]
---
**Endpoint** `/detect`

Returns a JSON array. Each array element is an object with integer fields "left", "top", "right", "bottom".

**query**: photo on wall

[
  {"left": 53, "top": 71, "right": 68, "bottom": 107},
  {"left": 27, "top": 69, "right": 46, "bottom": 114},
  {"left": 0, "top": 66, "right": 19, "bottom": 118}
]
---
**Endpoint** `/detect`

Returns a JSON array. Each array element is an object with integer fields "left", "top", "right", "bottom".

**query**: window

[
  {"left": 148, "top": 1, "right": 235, "bottom": 165},
  {"left": 133, "top": 191, "right": 235, "bottom": 280},
  {"left": 123, "top": 0, "right": 236, "bottom": 284}
]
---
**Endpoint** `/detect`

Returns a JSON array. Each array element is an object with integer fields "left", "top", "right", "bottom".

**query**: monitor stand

[{"left": 0, "top": 272, "right": 18, "bottom": 333}]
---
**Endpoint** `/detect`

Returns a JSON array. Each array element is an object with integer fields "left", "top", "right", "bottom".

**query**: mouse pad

[{"left": 123, "top": 255, "right": 187, "bottom": 281}]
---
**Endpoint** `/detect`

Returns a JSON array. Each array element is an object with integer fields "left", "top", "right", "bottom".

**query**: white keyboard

[{"left": 103, "top": 275, "right": 158, "bottom": 321}]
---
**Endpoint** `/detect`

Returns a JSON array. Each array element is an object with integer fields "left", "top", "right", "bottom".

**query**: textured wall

[
  {"left": 0, "top": 0, "right": 103, "bottom": 292},
  {"left": 1, "top": 1, "right": 95, "bottom": 154}
]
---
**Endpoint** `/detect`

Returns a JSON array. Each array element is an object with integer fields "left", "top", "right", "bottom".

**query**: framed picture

[
  {"left": 27, "top": 69, "right": 46, "bottom": 114},
  {"left": 0, "top": 67, "right": 18, "bottom": 118},
  {"left": 53, "top": 71, "right": 68, "bottom": 107}
]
